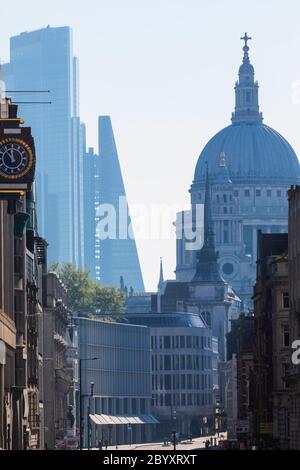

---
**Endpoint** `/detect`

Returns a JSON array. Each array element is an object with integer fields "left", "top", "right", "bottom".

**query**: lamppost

[
  {"left": 79, "top": 357, "right": 100, "bottom": 450},
  {"left": 87, "top": 382, "right": 94, "bottom": 450},
  {"left": 172, "top": 430, "right": 177, "bottom": 451}
]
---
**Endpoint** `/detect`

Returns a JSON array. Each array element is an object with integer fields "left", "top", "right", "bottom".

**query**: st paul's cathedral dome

[{"left": 176, "top": 33, "right": 300, "bottom": 307}]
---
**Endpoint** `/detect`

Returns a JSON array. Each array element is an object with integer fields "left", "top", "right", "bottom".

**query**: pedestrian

[
  {"left": 98, "top": 439, "right": 103, "bottom": 450},
  {"left": 104, "top": 439, "right": 108, "bottom": 450}
]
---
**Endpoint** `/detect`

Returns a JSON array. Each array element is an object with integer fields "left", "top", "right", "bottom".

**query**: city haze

[{"left": 1, "top": 0, "right": 300, "bottom": 290}]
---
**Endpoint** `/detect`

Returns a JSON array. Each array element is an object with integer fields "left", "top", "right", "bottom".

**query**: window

[
  {"left": 165, "top": 394, "right": 172, "bottom": 406},
  {"left": 164, "top": 356, "right": 171, "bottom": 370},
  {"left": 222, "top": 262, "right": 234, "bottom": 275},
  {"left": 283, "top": 325, "right": 290, "bottom": 347},
  {"left": 180, "top": 336, "right": 185, "bottom": 348},
  {"left": 277, "top": 190, "right": 282, "bottom": 197},
  {"left": 132, "top": 399, "right": 137, "bottom": 414},
  {"left": 223, "top": 207, "right": 228, "bottom": 214},
  {"left": 267, "top": 189, "right": 272, "bottom": 197},
  {"left": 124, "top": 398, "right": 128, "bottom": 414},
  {"left": 198, "top": 193, "right": 202, "bottom": 201},
  {"left": 181, "top": 375, "right": 186, "bottom": 389},
  {"left": 244, "top": 189, "right": 250, "bottom": 197},
  {"left": 181, "top": 356, "right": 186, "bottom": 370},
  {"left": 181, "top": 394, "right": 186, "bottom": 406},
  {"left": 186, "top": 336, "right": 192, "bottom": 348},
  {"left": 165, "top": 375, "right": 172, "bottom": 390},
  {"left": 164, "top": 336, "right": 171, "bottom": 349},
  {"left": 283, "top": 292, "right": 289, "bottom": 309},
  {"left": 256, "top": 189, "right": 261, "bottom": 197},
  {"left": 223, "top": 194, "right": 227, "bottom": 203},
  {"left": 234, "top": 190, "right": 239, "bottom": 197},
  {"left": 282, "top": 364, "right": 289, "bottom": 389}
]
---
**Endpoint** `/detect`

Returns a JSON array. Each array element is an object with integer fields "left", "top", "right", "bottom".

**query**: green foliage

[{"left": 49, "top": 262, "right": 125, "bottom": 315}]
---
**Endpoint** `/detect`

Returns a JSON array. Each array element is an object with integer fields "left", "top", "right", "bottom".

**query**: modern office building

[
  {"left": 74, "top": 316, "right": 155, "bottom": 447},
  {"left": 3, "top": 26, "right": 84, "bottom": 267},
  {"left": 82, "top": 125, "right": 99, "bottom": 280},
  {"left": 176, "top": 34, "right": 300, "bottom": 306},
  {"left": 117, "top": 312, "right": 214, "bottom": 439},
  {"left": 97, "top": 116, "right": 144, "bottom": 291}
]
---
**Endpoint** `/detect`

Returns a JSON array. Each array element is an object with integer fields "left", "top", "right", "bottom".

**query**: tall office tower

[
  {"left": 97, "top": 116, "right": 144, "bottom": 291},
  {"left": 3, "top": 26, "right": 84, "bottom": 266},
  {"left": 82, "top": 123, "right": 99, "bottom": 280}
]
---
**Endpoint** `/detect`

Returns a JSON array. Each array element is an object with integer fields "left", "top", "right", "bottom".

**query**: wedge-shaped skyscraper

[{"left": 96, "top": 116, "right": 144, "bottom": 291}]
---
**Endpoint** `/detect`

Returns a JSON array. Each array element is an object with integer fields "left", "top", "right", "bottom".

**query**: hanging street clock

[{"left": 0, "top": 102, "right": 36, "bottom": 200}]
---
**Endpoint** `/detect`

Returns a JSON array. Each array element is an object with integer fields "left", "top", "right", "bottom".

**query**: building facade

[
  {"left": 119, "top": 312, "right": 214, "bottom": 439},
  {"left": 253, "top": 232, "right": 290, "bottom": 449},
  {"left": 0, "top": 191, "right": 46, "bottom": 449},
  {"left": 226, "top": 313, "right": 255, "bottom": 442},
  {"left": 287, "top": 186, "right": 300, "bottom": 450},
  {"left": 176, "top": 34, "right": 300, "bottom": 307},
  {"left": 43, "top": 272, "right": 71, "bottom": 449},
  {"left": 74, "top": 316, "right": 154, "bottom": 447}
]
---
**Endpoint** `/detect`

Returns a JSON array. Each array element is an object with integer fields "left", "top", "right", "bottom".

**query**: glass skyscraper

[
  {"left": 96, "top": 116, "right": 145, "bottom": 291},
  {"left": 3, "top": 26, "right": 84, "bottom": 266}
]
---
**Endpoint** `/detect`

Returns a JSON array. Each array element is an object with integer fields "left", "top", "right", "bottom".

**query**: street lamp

[
  {"left": 172, "top": 430, "right": 177, "bottom": 451},
  {"left": 79, "top": 357, "right": 100, "bottom": 450},
  {"left": 87, "top": 382, "right": 94, "bottom": 450}
]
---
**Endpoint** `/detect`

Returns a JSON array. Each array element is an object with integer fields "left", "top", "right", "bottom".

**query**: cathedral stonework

[{"left": 176, "top": 34, "right": 300, "bottom": 307}]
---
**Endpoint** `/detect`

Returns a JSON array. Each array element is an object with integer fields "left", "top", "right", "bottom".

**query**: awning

[{"left": 89, "top": 413, "right": 159, "bottom": 426}]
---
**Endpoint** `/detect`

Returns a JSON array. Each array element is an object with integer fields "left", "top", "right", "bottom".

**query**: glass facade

[
  {"left": 96, "top": 116, "right": 144, "bottom": 291},
  {"left": 3, "top": 26, "right": 83, "bottom": 266}
]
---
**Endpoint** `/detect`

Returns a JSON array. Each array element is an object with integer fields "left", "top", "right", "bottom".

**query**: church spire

[
  {"left": 157, "top": 257, "right": 164, "bottom": 291},
  {"left": 231, "top": 33, "right": 263, "bottom": 125},
  {"left": 203, "top": 162, "right": 214, "bottom": 249},
  {"left": 193, "top": 164, "right": 223, "bottom": 283}
]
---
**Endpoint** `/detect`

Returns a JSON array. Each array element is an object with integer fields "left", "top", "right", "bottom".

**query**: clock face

[{"left": 0, "top": 138, "right": 33, "bottom": 179}]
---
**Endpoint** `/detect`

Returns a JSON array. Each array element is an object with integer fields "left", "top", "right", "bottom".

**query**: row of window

[
  {"left": 151, "top": 354, "right": 212, "bottom": 371},
  {"left": 92, "top": 397, "right": 147, "bottom": 415},
  {"left": 152, "top": 373, "right": 212, "bottom": 391},
  {"left": 152, "top": 392, "right": 213, "bottom": 407},
  {"left": 151, "top": 335, "right": 211, "bottom": 350},
  {"left": 234, "top": 189, "right": 285, "bottom": 198},
  {"left": 195, "top": 189, "right": 286, "bottom": 202}
]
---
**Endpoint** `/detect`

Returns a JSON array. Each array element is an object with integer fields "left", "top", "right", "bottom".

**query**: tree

[
  {"left": 49, "top": 262, "right": 125, "bottom": 315},
  {"left": 94, "top": 285, "right": 125, "bottom": 313}
]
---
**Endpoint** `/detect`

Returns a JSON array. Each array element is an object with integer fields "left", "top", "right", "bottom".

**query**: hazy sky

[{"left": 1, "top": 0, "right": 300, "bottom": 290}]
